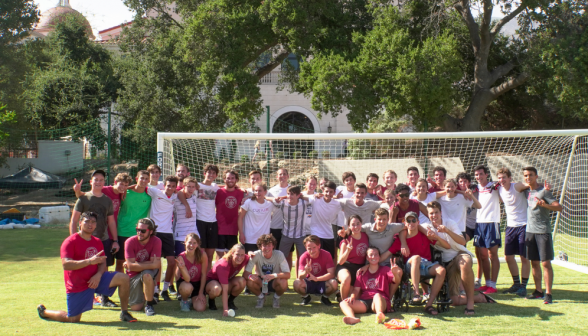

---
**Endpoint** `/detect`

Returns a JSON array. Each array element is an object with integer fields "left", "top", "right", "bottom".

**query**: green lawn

[{"left": 1, "top": 229, "right": 587, "bottom": 335}]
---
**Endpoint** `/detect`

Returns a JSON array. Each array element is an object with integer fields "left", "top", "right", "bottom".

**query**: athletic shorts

[
  {"left": 174, "top": 240, "right": 186, "bottom": 257},
  {"left": 360, "top": 297, "right": 391, "bottom": 314},
  {"left": 474, "top": 222, "right": 502, "bottom": 248},
  {"left": 525, "top": 232, "right": 554, "bottom": 262},
  {"left": 319, "top": 238, "right": 336, "bottom": 259},
  {"left": 405, "top": 258, "right": 439, "bottom": 278},
  {"left": 464, "top": 227, "right": 475, "bottom": 242},
  {"left": 336, "top": 262, "right": 364, "bottom": 286},
  {"left": 332, "top": 224, "right": 343, "bottom": 249},
  {"left": 217, "top": 235, "right": 238, "bottom": 252},
  {"left": 304, "top": 279, "right": 327, "bottom": 295},
  {"left": 270, "top": 228, "right": 283, "bottom": 250},
  {"left": 66, "top": 271, "right": 117, "bottom": 317},
  {"left": 196, "top": 220, "right": 219, "bottom": 249},
  {"left": 176, "top": 279, "right": 202, "bottom": 298},
  {"left": 244, "top": 243, "right": 258, "bottom": 253},
  {"left": 156, "top": 232, "right": 175, "bottom": 257},
  {"left": 129, "top": 269, "right": 159, "bottom": 306},
  {"left": 505, "top": 225, "right": 527, "bottom": 257},
  {"left": 115, "top": 236, "right": 131, "bottom": 260},
  {"left": 102, "top": 239, "right": 114, "bottom": 267},
  {"left": 278, "top": 235, "right": 304, "bottom": 260}
]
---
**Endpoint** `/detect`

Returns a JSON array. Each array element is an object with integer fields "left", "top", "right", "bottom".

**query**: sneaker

[
  {"left": 543, "top": 294, "right": 553, "bottom": 304},
  {"left": 161, "top": 290, "right": 172, "bottom": 302},
  {"left": 180, "top": 300, "right": 191, "bottom": 312},
  {"left": 273, "top": 296, "right": 280, "bottom": 308},
  {"left": 120, "top": 311, "right": 138, "bottom": 322},
  {"left": 502, "top": 284, "right": 520, "bottom": 294},
  {"left": 256, "top": 295, "right": 266, "bottom": 308},
  {"left": 477, "top": 285, "right": 488, "bottom": 292},
  {"left": 37, "top": 304, "right": 47, "bottom": 319},
  {"left": 526, "top": 290, "right": 544, "bottom": 300},
  {"left": 153, "top": 293, "right": 160, "bottom": 304},
  {"left": 228, "top": 300, "right": 238, "bottom": 310},
  {"left": 300, "top": 295, "right": 311, "bottom": 306},
  {"left": 169, "top": 285, "right": 177, "bottom": 295},
  {"left": 208, "top": 298, "right": 217, "bottom": 310},
  {"left": 483, "top": 287, "right": 497, "bottom": 294},
  {"left": 144, "top": 304, "right": 156, "bottom": 316},
  {"left": 335, "top": 291, "right": 342, "bottom": 303},
  {"left": 320, "top": 295, "right": 332, "bottom": 306},
  {"left": 515, "top": 286, "right": 528, "bottom": 297},
  {"left": 474, "top": 279, "right": 482, "bottom": 290},
  {"left": 101, "top": 297, "right": 118, "bottom": 308}
]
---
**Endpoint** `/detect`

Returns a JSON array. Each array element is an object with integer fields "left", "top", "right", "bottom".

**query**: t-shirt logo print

[
  {"left": 189, "top": 266, "right": 199, "bottom": 279},
  {"left": 85, "top": 247, "right": 98, "bottom": 259},
  {"left": 356, "top": 243, "right": 368, "bottom": 257},
  {"left": 366, "top": 278, "right": 379, "bottom": 290},
  {"left": 136, "top": 249, "right": 149, "bottom": 262},
  {"left": 225, "top": 196, "right": 237, "bottom": 209},
  {"left": 311, "top": 262, "right": 322, "bottom": 275}
]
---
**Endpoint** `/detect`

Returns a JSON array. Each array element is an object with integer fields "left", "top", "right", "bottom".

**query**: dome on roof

[{"left": 34, "top": 1, "right": 95, "bottom": 40}]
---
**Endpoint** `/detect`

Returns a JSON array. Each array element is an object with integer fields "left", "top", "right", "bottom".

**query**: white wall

[{"left": 1, "top": 140, "right": 84, "bottom": 177}]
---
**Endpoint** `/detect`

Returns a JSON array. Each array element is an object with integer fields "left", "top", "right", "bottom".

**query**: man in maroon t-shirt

[
  {"left": 427, "top": 166, "right": 447, "bottom": 193},
  {"left": 293, "top": 235, "right": 338, "bottom": 306},
  {"left": 37, "top": 212, "right": 135, "bottom": 323},
  {"left": 390, "top": 184, "right": 429, "bottom": 223},
  {"left": 380, "top": 212, "right": 449, "bottom": 315},
  {"left": 215, "top": 169, "right": 244, "bottom": 258},
  {"left": 124, "top": 218, "right": 162, "bottom": 317}
]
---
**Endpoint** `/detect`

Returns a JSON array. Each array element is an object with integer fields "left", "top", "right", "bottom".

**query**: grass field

[{"left": 1, "top": 229, "right": 587, "bottom": 335}]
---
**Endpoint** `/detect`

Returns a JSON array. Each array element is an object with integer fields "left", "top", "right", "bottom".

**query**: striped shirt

[
  {"left": 273, "top": 199, "right": 307, "bottom": 239},
  {"left": 173, "top": 193, "right": 199, "bottom": 241}
]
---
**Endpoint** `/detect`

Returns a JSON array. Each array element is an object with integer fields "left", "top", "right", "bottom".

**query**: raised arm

[{"left": 177, "top": 191, "right": 192, "bottom": 218}]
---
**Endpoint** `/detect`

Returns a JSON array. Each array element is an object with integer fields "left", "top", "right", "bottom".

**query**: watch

[{"left": 112, "top": 240, "right": 118, "bottom": 243}]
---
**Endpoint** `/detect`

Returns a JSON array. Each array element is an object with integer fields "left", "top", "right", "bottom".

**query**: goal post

[{"left": 157, "top": 129, "right": 588, "bottom": 271}]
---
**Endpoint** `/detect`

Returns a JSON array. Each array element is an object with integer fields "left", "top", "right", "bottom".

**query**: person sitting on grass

[
  {"left": 37, "top": 211, "right": 136, "bottom": 323},
  {"left": 176, "top": 233, "right": 208, "bottom": 312},
  {"left": 205, "top": 244, "right": 250, "bottom": 316},
  {"left": 336, "top": 215, "right": 370, "bottom": 302},
  {"left": 293, "top": 235, "right": 338, "bottom": 306},
  {"left": 378, "top": 212, "right": 449, "bottom": 315},
  {"left": 339, "top": 246, "right": 395, "bottom": 325},
  {"left": 243, "top": 234, "right": 291, "bottom": 309}
]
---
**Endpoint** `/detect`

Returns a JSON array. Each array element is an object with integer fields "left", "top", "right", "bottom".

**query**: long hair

[
  {"left": 138, "top": 218, "right": 157, "bottom": 236},
  {"left": 344, "top": 214, "right": 363, "bottom": 237},
  {"left": 185, "top": 233, "right": 203, "bottom": 264},
  {"left": 222, "top": 244, "right": 245, "bottom": 263}
]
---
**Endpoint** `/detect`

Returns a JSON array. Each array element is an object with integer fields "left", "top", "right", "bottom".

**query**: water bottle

[{"left": 262, "top": 271, "right": 270, "bottom": 294}]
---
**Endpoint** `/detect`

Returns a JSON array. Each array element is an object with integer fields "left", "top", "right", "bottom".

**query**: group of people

[{"left": 36, "top": 162, "right": 561, "bottom": 325}]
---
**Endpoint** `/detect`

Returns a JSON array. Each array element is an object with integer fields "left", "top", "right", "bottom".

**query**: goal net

[{"left": 158, "top": 130, "right": 588, "bottom": 270}]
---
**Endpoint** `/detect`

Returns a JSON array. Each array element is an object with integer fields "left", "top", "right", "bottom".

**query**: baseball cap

[
  {"left": 404, "top": 211, "right": 418, "bottom": 220},
  {"left": 91, "top": 169, "right": 107, "bottom": 178}
]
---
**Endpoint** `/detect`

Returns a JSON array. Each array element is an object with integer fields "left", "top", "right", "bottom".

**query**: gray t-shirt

[
  {"left": 337, "top": 199, "right": 382, "bottom": 226},
  {"left": 74, "top": 192, "right": 114, "bottom": 241},
  {"left": 244, "top": 250, "right": 290, "bottom": 275},
  {"left": 360, "top": 222, "right": 405, "bottom": 257},
  {"left": 526, "top": 186, "right": 558, "bottom": 234},
  {"left": 465, "top": 187, "right": 479, "bottom": 229}
]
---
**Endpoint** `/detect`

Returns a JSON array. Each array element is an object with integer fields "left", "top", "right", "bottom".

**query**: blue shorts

[
  {"left": 474, "top": 222, "right": 502, "bottom": 248},
  {"left": 304, "top": 279, "right": 327, "bottom": 295},
  {"left": 505, "top": 226, "right": 526, "bottom": 257},
  {"left": 405, "top": 258, "right": 439, "bottom": 277},
  {"left": 174, "top": 240, "right": 186, "bottom": 257},
  {"left": 66, "top": 271, "right": 117, "bottom": 317}
]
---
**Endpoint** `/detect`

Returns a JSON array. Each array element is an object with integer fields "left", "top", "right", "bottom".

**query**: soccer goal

[{"left": 157, "top": 130, "right": 588, "bottom": 271}]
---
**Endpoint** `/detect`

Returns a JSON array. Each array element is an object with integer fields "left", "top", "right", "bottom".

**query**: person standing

[
  {"left": 195, "top": 164, "right": 221, "bottom": 267},
  {"left": 215, "top": 170, "right": 244, "bottom": 258},
  {"left": 173, "top": 177, "right": 199, "bottom": 256},
  {"left": 268, "top": 169, "right": 291, "bottom": 251}
]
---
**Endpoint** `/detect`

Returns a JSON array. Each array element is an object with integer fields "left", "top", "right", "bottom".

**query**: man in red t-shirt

[
  {"left": 37, "top": 212, "right": 136, "bottom": 323},
  {"left": 124, "top": 218, "right": 162, "bottom": 317},
  {"left": 293, "top": 235, "right": 338, "bottom": 306},
  {"left": 215, "top": 169, "right": 244, "bottom": 258},
  {"left": 381, "top": 212, "right": 449, "bottom": 315},
  {"left": 390, "top": 184, "right": 429, "bottom": 223}
]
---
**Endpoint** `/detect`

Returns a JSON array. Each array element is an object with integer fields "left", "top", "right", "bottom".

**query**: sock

[
  {"left": 274, "top": 293, "right": 281, "bottom": 299},
  {"left": 228, "top": 294, "right": 236, "bottom": 302},
  {"left": 101, "top": 294, "right": 109, "bottom": 301},
  {"left": 512, "top": 275, "right": 521, "bottom": 286},
  {"left": 258, "top": 294, "right": 265, "bottom": 299},
  {"left": 154, "top": 286, "right": 160, "bottom": 294},
  {"left": 486, "top": 280, "right": 495, "bottom": 288},
  {"left": 522, "top": 277, "right": 529, "bottom": 287},
  {"left": 147, "top": 300, "right": 156, "bottom": 305},
  {"left": 475, "top": 278, "right": 480, "bottom": 282},
  {"left": 162, "top": 282, "right": 170, "bottom": 292}
]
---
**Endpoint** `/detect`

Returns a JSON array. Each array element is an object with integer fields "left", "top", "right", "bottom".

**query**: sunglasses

[
  {"left": 398, "top": 193, "right": 410, "bottom": 198},
  {"left": 136, "top": 228, "right": 147, "bottom": 233},
  {"left": 406, "top": 219, "right": 417, "bottom": 223}
]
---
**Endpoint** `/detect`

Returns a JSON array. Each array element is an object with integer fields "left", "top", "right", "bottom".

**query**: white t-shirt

[
  {"left": 152, "top": 182, "right": 164, "bottom": 190},
  {"left": 196, "top": 182, "right": 220, "bottom": 222},
  {"left": 410, "top": 193, "right": 437, "bottom": 224},
  {"left": 424, "top": 219, "right": 463, "bottom": 263},
  {"left": 498, "top": 183, "right": 527, "bottom": 227},
  {"left": 437, "top": 194, "right": 473, "bottom": 232},
  {"left": 268, "top": 184, "right": 289, "bottom": 229},
  {"left": 308, "top": 196, "right": 343, "bottom": 239},
  {"left": 241, "top": 199, "right": 275, "bottom": 244},
  {"left": 173, "top": 193, "right": 199, "bottom": 241},
  {"left": 147, "top": 187, "right": 177, "bottom": 233},
  {"left": 475, "top": 182, "right": 501, "bottom": 223}
]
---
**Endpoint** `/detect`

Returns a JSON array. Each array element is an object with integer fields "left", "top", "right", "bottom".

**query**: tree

[
  {"left": 0, "top": 0, "right": 39, "bottom": 48},
  {"left": 0, "top": 103, "right": 16, "bottom": 167}
]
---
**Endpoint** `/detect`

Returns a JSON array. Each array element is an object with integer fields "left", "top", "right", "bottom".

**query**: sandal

[
  {"left": 464, "top": 308, "right": 475, "bottom": 315},
  {"left": 482, "top": 293, "right": 497, "bottom": 304},
  {"left": 424, "top": 305, "right": 438, "bottom": 315},
  {"left": 37, "top": 304, "right": 47, "bottom": 319}
]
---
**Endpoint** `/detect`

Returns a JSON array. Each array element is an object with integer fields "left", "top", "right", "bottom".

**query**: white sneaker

[
  {"left": 255, "top": 295, "right": 266, "bottom": 308},
  {"left": 273, "top": 296, "right": 280, "bottom": 308}
]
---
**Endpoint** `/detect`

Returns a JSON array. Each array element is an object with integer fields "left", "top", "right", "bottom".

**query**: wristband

[
  {"left": 272, "top": 273, "right": 278, "bottom": 278},
  {"left": 112, "top": 240, "right": 118, "bottom": 243},
  {"left": 248, "top": 274, "right": 254, "bottom": 280}
]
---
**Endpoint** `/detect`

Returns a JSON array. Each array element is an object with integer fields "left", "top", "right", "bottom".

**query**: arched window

[{"left": 272, "top": 112, "right": 315, "bottom": 158}]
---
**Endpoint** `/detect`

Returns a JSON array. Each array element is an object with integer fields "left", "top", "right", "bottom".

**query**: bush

[
  {"left": 322, "top": 151, "right": 330, "bottom": 159},
  {"left": 308, "top": 150, "right": 318, "bottom": 159},
  {"left": 256, "top": 152, "right": 266, "bottom": 160},
  {"left": 292, "top": 151, "right": 302, "bottom": 159},
  {"left": 240, "top": 154, "right": 250, "bottom": 163},
  {"left": 275, "top": 151, "right": 285, "bottom": 159}
]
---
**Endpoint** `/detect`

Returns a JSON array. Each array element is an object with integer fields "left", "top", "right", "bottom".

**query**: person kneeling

[
  {"left": 293, "top": 235, "right": 338, "bottom": 306},
  {"left": 176, "top": 233, "right": 208, "bottom": 312},
  {"left": 243, "top": 234, "right": 291, "bottom": 309},
  {"left": 205, "top": 244, "right": 249, "bottom": 316},
  {"left": 340, "top": 246, "right": 394, "bottom": 325},
  {"left": 37, "top": 212, "right": 136, "bottom": 323}
]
